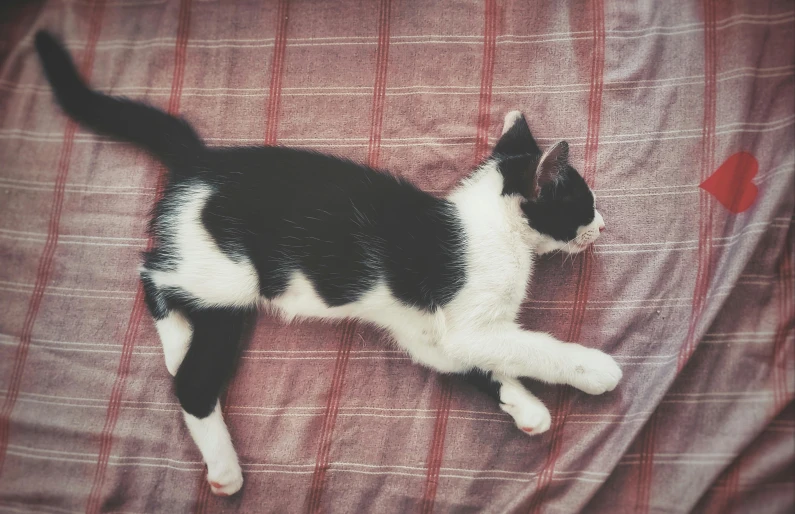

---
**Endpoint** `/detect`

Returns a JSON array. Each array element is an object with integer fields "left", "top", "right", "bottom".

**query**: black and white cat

[{"left": 35, "top": 31, "right": 620, "bottom": 496}]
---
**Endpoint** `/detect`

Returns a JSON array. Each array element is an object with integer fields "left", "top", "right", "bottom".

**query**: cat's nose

[{"left": 594, "top": 210, "right": 605, "bottom": 234}]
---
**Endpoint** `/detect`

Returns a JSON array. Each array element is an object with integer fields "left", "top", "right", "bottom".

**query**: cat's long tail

[{"left": 34, "top": 30, "right": 204, "bottom": 173}]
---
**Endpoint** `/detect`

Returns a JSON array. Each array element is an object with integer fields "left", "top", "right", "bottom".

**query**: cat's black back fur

[
  {"left": 196, "top": 147, "right": 465, "bottom": 309},
  {"left": 36, "top": 31, "right": 466, "bottom": 313}
]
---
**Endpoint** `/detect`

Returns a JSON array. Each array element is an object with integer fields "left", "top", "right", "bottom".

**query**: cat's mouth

[
  {"left": 565, "top": 240, "right": 592, "bottom": 254},
  {"left": 567, "top": 229, "right": 601, "bottom": 253}
]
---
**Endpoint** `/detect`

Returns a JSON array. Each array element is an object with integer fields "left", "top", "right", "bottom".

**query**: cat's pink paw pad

[
  {"left": 207, "top": 462, "right": 243, "bottom": 496},
  {"left": 209, "top": 482, "right": 230, "bottom": 496},
  {"left": 209, "top": 480, "right": 239, "bottom": 496},
  {"left": 499, "top": 383, "right": 552, "bottom": 436}
]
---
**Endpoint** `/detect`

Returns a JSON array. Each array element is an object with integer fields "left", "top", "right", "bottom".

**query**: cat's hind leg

[
  {"left": 141, "top": 272, "right": 192, "bottom": 376},
  {"left": 157, "top": 310, "right": 192, "bottom": 376},
  {"left": 175, "top": 307, "right": 254, "bottom": 496}
]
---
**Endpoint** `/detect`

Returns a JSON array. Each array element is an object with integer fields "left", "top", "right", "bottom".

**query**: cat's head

[{"left": 492, "top": 111, "right": 605, "bottom": 255}]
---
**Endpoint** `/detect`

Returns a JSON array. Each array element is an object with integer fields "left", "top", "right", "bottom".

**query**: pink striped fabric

[{"left": 0, "top": 1, "right": 793, "bottom": 512}]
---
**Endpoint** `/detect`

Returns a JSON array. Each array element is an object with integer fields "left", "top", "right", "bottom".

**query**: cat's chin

[
  {"left": 534, "top": 238, "right": 591, "bottom": 256},
  {"left": 563, "top": 241, "right": 591, "bottom": 254}
]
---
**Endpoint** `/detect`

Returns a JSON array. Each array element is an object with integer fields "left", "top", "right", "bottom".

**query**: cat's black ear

[
  {"left": 492, "top": 111, "right": 541, "bottom": 157},
  {"left": 533, "top": 141, "right": 569, "bottom": 196}
]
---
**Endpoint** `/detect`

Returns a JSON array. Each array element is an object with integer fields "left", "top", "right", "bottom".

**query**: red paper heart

[{"left": 700, "top": 152, "right": 759, "bottom": 214}]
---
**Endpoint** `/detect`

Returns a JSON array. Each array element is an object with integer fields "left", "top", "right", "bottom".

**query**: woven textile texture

[{"left": 0, "top": 1, "right": 793, "bottom": 512}]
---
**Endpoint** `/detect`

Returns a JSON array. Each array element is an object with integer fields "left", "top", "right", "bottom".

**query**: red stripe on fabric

[
  {"left": 193, "top": 455, "right": 212, "bottom": 513},
  {"left": 716, "top": 460, "right": 742, "bottom": 514},
  {"left": 473, "top": 0, "right": 497, "bottom": 163},
  {"left": 194, "top": 469, "right": 211, "bottom": 514},
  {"left": 0, "top": 0, "right": 108, "bottom": 477},
  {"left": 528, "top": 1, "right": 605, "bottom": 511},
  {"left": 306, "top": 4, "right": 391, "bottom": 510},
  {"left": 420, "top": 2, "right": 497, "bottom": 511},
  {"left": 696, "top": 449, "right": 743, "bottom": 514},
  {"left": 773, "top": 221, "right": 794, "bottom": 412},
  {"left": 526, "top": 389, "right": 572, "bottom": 514},
  {"left": 264, "top": 0, "right": 290, "bottom": 146},
  {"left": 420, "top": 380, "right": 452, "bottom": 514},
  {"left": 725, "top": 463, "right": 741, "bottom": 508},
  {"left": 84, "top": 2, "right": 192, "bottom": 512},
  {"left": 367, "top": 0, "right": 392, "bottom": 168},
  {"left": 307, "top": 323, "right": 354, "bottom": 513},
  {"left": 85, "top": 287, "right": 147, "bottom": 514},
  {"left": 166, "top": 0, "right": 192, "bottom": 117},
  {"left": 633, "top": 2, "right": 719, "bottom": 512},
  {"left": 681, "top": 224, "right": 792, "bottom": 514},
  {"left": 678, "top": 0, "right": 718, "bottom": 373},
  {"left": 635, "top": 415, "right": 657, "bottom": 512}
]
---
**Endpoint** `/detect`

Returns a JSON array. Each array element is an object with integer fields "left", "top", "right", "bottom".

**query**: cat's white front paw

[
  {"left": 207, "top": 459, "right": 243, "bottom": 496},
  {"left": 499, "top": 381, "right": 551, "bottom": 435},
  {"left": 566, "top": 346, "right": 622, "bottom": 395}
]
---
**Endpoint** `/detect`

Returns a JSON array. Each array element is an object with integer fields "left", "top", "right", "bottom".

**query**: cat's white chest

[
  {"left": 446, "top": 167, "right": 535, "bottom": 325},
  {"left": 489, "top": 199, "right": 535, "bottom": 311}
]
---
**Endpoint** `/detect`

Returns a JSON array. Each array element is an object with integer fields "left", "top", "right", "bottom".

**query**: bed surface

[{"left": 0, "top": 1, "right": 793, "bottom": 512}]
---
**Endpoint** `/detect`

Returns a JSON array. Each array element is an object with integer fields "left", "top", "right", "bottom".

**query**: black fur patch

[
  {"left": 175, "top": 307, "right": 255, "bottom": 418},
  {"left": 496, "top": 154, "right": 539, "bottom": 198},
  {"left": 491, "top": 114, "right": 542, "bottom": 198},
  {"left": 492, "top": 112, "right": 596, "bottom": 243},
  {"left": 140, "top": 274, "right": 168, "bottom": 320},
  {"left": 459, "top": 369, "right": 503, "bottom": 403},
  {"left": 198, "top": 147, "right": 466, "bottom": 310},
  {"left": 491, "top": 113, "right": 541, "bottom": 157},
  {"left": 35, "top": 31, "right": 202, "bottom": 174},
  {"left": 35, "top": 31, "right": 466, "bottom": 313},
  {"left": 521, "top": 169, "right": 596, "bottom": 242}
]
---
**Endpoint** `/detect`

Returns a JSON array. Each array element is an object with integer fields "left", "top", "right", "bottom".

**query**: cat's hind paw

[{"left": 499, "top": 380, "right": 551, "bottom": 435}]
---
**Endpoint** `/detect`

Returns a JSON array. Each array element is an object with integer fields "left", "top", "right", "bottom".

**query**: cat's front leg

[
  {"left": 395, "top": 334, "right": 469, "bottom": 373},
  {"left": 442, "top": 324, "right": 622, "bottom": 394},
  {"left": 560, "top": 340, "right": 624, "bottom": 395},
  {"left": 376, "top": 318, "right": 469, "bottom": 373}
]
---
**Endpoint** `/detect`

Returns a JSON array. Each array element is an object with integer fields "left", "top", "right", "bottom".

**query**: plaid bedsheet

[{"left": 0, "top": 1, "right": 793, "bottom": 512}]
